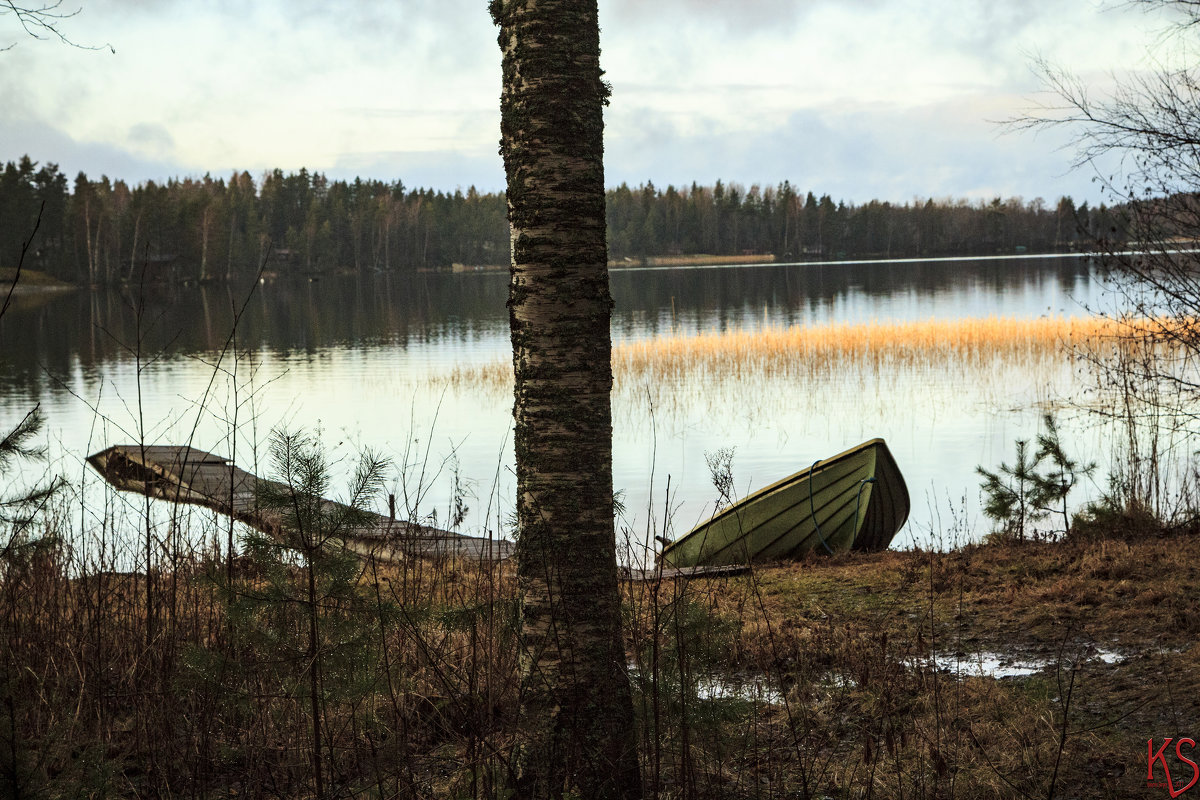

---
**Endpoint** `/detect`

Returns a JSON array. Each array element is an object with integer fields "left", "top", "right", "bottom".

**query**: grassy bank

[
  {"left": 0, "top": 267, "right": 75, "bottom": 291},
  {"left": 609, "top": 253, "right": 777, "bottom": 268},
  {"left": 2, "top": 502, "right": 1192, "bottom": 797},
  {"left": 625, "top": 517, "right": 1200, "bottom": 798}
]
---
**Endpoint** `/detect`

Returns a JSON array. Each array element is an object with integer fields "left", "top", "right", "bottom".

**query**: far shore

[
  {"left": 1, "top": 268, "right": 76, "bottom": 295},
  {"left": 609, "top": 253, "right": 777, "bottom": 268},
  {"left": 5, "top": 248, "right": 1101, "bottom": 289}
]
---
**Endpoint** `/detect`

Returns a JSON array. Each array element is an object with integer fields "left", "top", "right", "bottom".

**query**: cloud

[
  {"left": 602, "top": 97, "right": 1111, "bottom": 204},
  {"left": 126, "top": 122, "right": 175, "bottom": 161},
  {"left": 602, "top": 0, "right": 885, "bottom": 35},
  {"left": 1, "top": 96, "right": 1107, "bottom": 204},
  {"left": 0, "top": 116, "right": 181, "bottom": 182},
  {"left": 87, "top": 0, "right": 496, "bottom": 69},
  {"left": 331, "top": 148, "right": 505, "bottom": 192},
  {"left": 0, "top": 0, "right": 1156, "bottom": 203}
]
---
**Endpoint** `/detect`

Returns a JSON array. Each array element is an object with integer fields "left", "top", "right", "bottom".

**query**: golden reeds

[
  {"left": 616, "top": 315, "right": 1125, "bottom": 382},
  {"left": 440, "top": 315, "right": 1138, "bottom": 395}
]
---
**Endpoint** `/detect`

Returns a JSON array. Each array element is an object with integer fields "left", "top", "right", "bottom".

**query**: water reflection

[
  {"left": 0, "top": 256, "right": 1111, "bottom": 553},
  {"left": 610, "top": 256, "right": 1095, "bottom": 338}
]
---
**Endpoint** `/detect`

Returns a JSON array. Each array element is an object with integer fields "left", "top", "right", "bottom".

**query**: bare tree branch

[
  {"left": 1, "top": 0, "right": 113, "bottom": 52},
  {"left": 1012, "top": 2, "right": 1200, "bottom": 514}
]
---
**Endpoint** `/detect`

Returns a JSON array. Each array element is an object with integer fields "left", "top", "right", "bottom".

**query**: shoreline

[
  {"left": 7, "top": 249, "right": 1101, "bottom": 287},
  {"left": 1, "top": 268, "right": 77, "bottom": 295}
]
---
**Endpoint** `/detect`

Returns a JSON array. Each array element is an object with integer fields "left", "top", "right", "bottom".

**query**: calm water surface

[{"left": 0, "top": 255, "right": 1112, "bottom": 557}]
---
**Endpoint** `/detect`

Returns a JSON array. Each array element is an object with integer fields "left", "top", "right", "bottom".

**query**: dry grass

[
  {"left": 621, "top": 523, "right": 1200, "bottom": 798},
  {"left": 0, "top": 502, "right": 523, "bottom": 799},
  {"left": 0, "top": 267, "right": 76, "bottom": 292},
  {"left": 5, "top": 499, "right": 1199, "bottom": 797},
  {"left": 608, "top": 254, "right": 777, "bottom": 268},
  {"left": 437, "top": 315, "right": 1155, "bottom": 433},
  {"left": 616, "top": 315, "right": 1125, "bottom": 382},
  {"left": 441, "top": 316, "right": 1135, "bottom": 397}
]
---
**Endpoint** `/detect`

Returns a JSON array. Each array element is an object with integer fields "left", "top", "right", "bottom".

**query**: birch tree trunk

[
  {"left": 127, "top": 210, "right": 140, "bottom": 282},
  {"left": 493, "top": 1, "right": 642, "bottom": 797},
  {"left": 200, "top": 205, "right": 211, "bottom": 282},
  {"left": 84, "top": 199, "right": 95, "bottom": 284},
  {"left": 226, "top": 211, "right": 235, "bottom": 280}
]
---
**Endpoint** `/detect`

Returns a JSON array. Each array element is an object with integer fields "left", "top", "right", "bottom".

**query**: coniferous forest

[{"left": 0, "top": 155, "right": 1127, "bottom": 283}]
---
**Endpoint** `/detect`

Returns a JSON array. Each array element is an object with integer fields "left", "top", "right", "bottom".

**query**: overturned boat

[{"left": 659, "top": 439, "right": 909, "bottom": 568}]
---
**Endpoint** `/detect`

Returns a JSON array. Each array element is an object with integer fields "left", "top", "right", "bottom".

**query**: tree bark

[
  {"left": 200, "top": 204, "right": 211, "bottom": 282},
  {"left": 493, "top": 1, "right": 641, "bottom": 797},
  {"left": 128, "top": 210, "right": 140, "bottom": 282}
]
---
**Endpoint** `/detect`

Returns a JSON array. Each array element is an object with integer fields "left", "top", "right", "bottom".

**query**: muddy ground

[{"left": 660, "top": 516, "right": 1200, "bottom": 797}]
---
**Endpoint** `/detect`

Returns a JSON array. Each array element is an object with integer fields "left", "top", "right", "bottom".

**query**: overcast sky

[{"left": 0, "top": 0, "right": 1175, "bottom": 204}]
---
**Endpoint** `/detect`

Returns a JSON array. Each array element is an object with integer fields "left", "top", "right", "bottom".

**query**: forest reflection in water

[{"left": 0, "top": 255, "right": 1116, "bottom": 553}]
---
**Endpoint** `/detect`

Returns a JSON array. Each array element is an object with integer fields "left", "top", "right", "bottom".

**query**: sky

[{"left": 0, "top": 0, "right": 1179, "bottom": 205}]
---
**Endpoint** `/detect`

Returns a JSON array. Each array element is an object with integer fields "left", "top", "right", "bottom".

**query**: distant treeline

[{"left": 1, "top": 156, "right": 1129, "bottom": 283}]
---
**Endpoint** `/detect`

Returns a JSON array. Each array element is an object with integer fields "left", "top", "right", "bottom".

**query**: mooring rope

[
  {"left": 808, "top": 460, "right": 835, "bottom": 555},
  {"left": 854, "top": 477, "right": 878, "bottom": 545},
  {"left": 809, "top": 459, "right": 878, "bottom": 556}
]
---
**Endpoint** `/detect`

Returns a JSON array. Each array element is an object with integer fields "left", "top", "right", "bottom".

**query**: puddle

[
  {"left": 933, "top": 647, "right": 1126, "bottom": 678},
  {"left": 629, "top": 646, "right": 1128, "bottom": 704},
  {"left": 628, "top": 663, "right": 784, "bottom": 704},
  {"left": 692, "top": 674, "right": 784, "bottom": 704}
]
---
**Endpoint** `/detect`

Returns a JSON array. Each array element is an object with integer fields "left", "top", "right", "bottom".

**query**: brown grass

[
  {"left": 0, "top": 267, "right": 75, "bottom": 289},
  {"left": 608, "top": 254, "right": 777, "bottom": 268},
  {"left": 622, "top": 524, "right": 1200, "bottom": 798},
  {"left": 0, "top": 506, "right": 522, "bottom": 799},
  {"left": 5, "top": 488, "right": 1197, "bottom": 797}
]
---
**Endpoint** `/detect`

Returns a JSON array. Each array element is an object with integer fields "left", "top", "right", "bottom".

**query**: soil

[{"left": 678, "top": 516, "right": 1200, "bottom": 796}]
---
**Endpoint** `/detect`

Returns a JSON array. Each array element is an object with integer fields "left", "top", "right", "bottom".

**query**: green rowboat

[{"left": 659, "top": 439, "right": 909, "bottom": 568}]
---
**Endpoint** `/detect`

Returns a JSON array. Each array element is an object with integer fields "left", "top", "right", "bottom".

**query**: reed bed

[
  {"left": 437, "top": 315, "right": 1155, "bottom": 434},
  {"left": 441, "top": 316, "right": 1136, "bottom": 397},
  {"left": 618, "top": 315, "right": 1126, "bottom": 381}
]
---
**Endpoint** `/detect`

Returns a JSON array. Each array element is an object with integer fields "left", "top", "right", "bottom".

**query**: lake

[{"left": 0, "top": 254, "right": 1115, "bottom": 561}]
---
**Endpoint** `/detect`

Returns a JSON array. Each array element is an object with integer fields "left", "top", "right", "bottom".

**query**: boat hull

[{"left": 659, "top": 439, "right": 909, "bottom": 568}]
